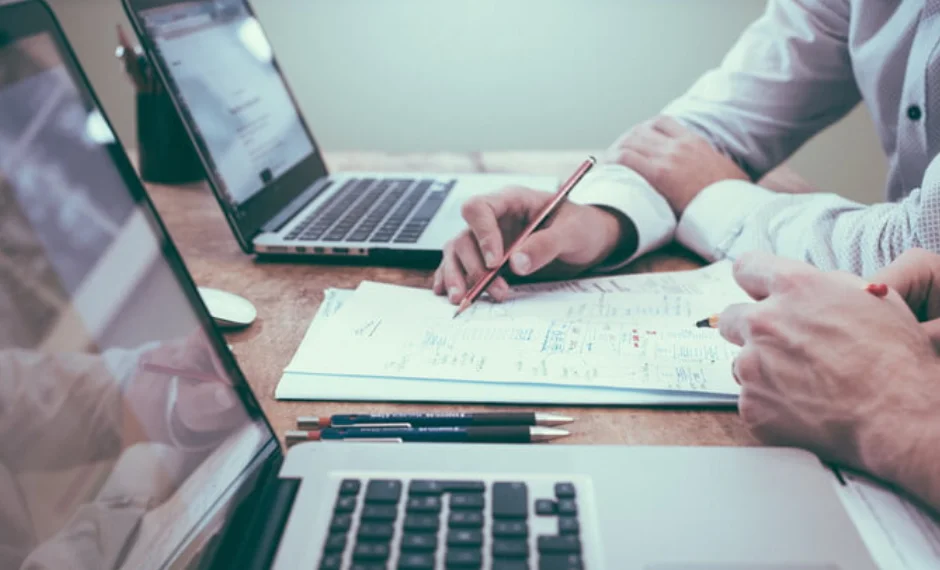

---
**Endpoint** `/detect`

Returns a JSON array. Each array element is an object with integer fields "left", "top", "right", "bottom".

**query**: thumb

[
  {"left": 509, "top": 229, "right": 565, "bottom": 276},
  {"left": 921, "top": 319, "right": 940, "bottom": 353}
]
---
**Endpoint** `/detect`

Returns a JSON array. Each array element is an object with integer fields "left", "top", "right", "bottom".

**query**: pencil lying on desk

[
  {"left": 694, "top": 282, "right": 891, "bottom": 329},
  {"left": 453, "top": 156, "right": 597, "bottom": 318},
  {"left": 285, "top": 426, "right": 570, "bottom": 445}
]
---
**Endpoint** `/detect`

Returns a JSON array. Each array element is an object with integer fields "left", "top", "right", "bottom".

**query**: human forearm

[{"left": 858, "top": 363, "right": 940, "bottom": 514}]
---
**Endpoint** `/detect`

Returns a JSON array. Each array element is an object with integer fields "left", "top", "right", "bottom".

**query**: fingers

[
  {"left": 440, "top": 248, "right": 467, "bottom": 303},
  {"left": 650, "top": 115, "right": 688, "bottom": 137},
  {"left": 434, "top": 233, "right": 511, "bottom": 304},
  {"left": 731, "top": 250, "right": 818, "bottom": 301},
  {"left": 717, "top": 302, "right": 755, "bottom": 346},
  {"left": 871, "top": 248, "right": 940, "bottom": 320},
  {"left": 461, "top": 188, "right": 534, "bottom": 268},
  {"left": 509, "top": 227, "right": 565, "bottom": 277},
  {"left": 922, "top": 319, "right": 940, "bottom": 353}
]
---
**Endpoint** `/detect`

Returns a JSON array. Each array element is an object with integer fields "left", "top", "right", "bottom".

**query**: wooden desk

[{"left": 144, "top": 151, "right": 758, "bottom": 447}]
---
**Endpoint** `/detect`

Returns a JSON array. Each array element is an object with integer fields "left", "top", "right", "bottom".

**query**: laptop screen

[
  {"left": 138, "top": 0, "right": 316, "bottom": 210},
  {"left": 0, "top": 4, "right": 276, "bottom": 569}
]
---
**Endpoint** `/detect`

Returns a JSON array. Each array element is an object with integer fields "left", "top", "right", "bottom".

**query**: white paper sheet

[
  {"left": 285, "top": 263, "right": 748, "bottom": 396},
  {"left": 277, "top": 288, "right": 737, "bottom": 405}
]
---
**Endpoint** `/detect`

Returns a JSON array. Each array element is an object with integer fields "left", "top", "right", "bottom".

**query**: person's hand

[
  {"left": 871, "top": 248, "right": 940, "bottom": 348},
  {"left": 716, "top": 251, "right": 940, "bottom": 486},
  {"left": 610, "top": 115, "right": 749, "bottom": 215},
  {"left": 432, "top": 187, "right": 628, "bottom": 304},
  {"left": 124, "top": 330, "right": 244, "bottom": 448}
]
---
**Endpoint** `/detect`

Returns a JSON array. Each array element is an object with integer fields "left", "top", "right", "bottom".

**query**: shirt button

[{"left": 907, "top": 104, "right": 922, "bottom": 121}]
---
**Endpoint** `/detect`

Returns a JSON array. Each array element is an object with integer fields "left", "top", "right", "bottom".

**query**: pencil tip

[{"left": 694, "top": 318, "right": 710, "bottom": 328}]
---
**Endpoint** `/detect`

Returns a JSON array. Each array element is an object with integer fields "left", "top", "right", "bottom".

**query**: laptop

[
  {"left": 0, "top": 2, "right": 881, "bottom": 568},
  {"left": 120, "top": 0, "right": 556, "bottom": 263}
]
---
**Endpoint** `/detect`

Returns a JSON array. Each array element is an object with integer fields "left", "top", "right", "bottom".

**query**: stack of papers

[{"left": 275, "top": 261, "right": 751, "bottom": 405}]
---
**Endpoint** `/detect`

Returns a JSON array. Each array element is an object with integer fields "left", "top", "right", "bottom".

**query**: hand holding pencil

[{"left": 433, "top": 157, "right": 628, "bottom": 308}]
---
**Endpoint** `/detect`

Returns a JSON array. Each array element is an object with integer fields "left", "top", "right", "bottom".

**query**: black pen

[
  {"left": 296, "top": 412, "right": 574, "bottom": 429},
  {"left": 285, "top": 426, "right": 569, "bottom": 445}
]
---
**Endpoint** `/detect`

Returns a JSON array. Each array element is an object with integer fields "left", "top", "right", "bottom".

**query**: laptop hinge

[
  {"left": 262, "top": 178, "right": 333, "bottom": 234},
  {"left": 240, "top": 475, "right": 301, "bottom": 570}
]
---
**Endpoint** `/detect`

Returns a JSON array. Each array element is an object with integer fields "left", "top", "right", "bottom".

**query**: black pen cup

[{"left": 136, "top": 89, "right": 204, "bottom": 185}]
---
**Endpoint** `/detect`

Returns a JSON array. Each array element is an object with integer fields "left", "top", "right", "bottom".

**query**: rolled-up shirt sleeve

[
  {"left": 676, "top": 156, "right": 940, "bottom": 276},
  {"left": 568, "top": 163, "right": 677, "bottom": 271},
  {"left": 659, "top": 0, "right": 860, "bottom": 181}
]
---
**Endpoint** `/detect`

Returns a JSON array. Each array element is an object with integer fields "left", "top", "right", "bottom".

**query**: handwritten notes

[{"left": 285, "top": 262, "right": 749, "bottom": 396}]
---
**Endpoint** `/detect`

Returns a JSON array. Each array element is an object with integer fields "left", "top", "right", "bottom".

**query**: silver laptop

[
  {"left": 0, "top": 3, "right": 879, "bottom": 568},
  {"left": 121, "top": 0, "right": 556, "bottom": 263}
]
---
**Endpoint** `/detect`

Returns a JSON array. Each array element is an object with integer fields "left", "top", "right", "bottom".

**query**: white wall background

[{"left": 48, "top": 0, "right": 888, "bottom": 204}]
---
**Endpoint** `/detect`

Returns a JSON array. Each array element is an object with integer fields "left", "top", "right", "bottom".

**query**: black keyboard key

[
  {"left": 357, "top": 522, "right": 394, "bottom": 541},
  {"left": 407, "top": 495, "right": 442, "bottom": 513},
  {"left": 369, "top": 232, "right": 393, "bottom": 243},
  {"left": 409, "top": 480, "right": 486, "bottom": 495},
  {"left": 361, "top": 504, "right": 398, "bottom": 521},
  {"left": 447, "top": 529, "right": 483, "bottom": 547},
  {"left": 493, "top": 539, "right": 529, "bottom": 558},
  {"left": 340, "top": 479, "right": 361, "bottom": 495},
  {"left": 404, "top": 514, "right": 440, "bottom": 532},
  {"left": 319, "top": 553, "right": 342, "bottom": 570},
  {"left": 537, "top": 535, "right": 581, "bottom": 554},
  {"left": 401, "top": 533, "right": 437, "bottom": 551},
  {"left": 449, "top": 510, "right": 483, "bottom": 528},
  {"left": 493, "top": 520, "right": 528, "bottom": 538},
  {"left": 538, "top": 554, "right": 583, "bottom": 570},
  {"left": 398, "top": 552, "right": 435, "bottom": 569},
  {"left": 330, "top": 514, "right": 352, "bottom": 532},
  {"left": 445, "top": 548, "right": 482, "bottom": 568},
  {"left": 558, "top": 517, "right": 579, "bottom": 535},
  {"left": 492, "top": 482, "right": 528, "bottom": 519},
  {"left": 554, "top": 483, "right": 576, "bottom": 499},
  {"left": 335, "top": 495, "right": 357, "bottom": 512},
  {"left": 393, "top": 233, "right": 421, "bottom": 244},
  {"left": 556, "top": 499, "right": 577, "bottom": 516},
  {"left": 494, "top": 561, "right": 529, "bottom": 570},
  {"left": 535, "top": 499, "right": 556, "bottom": 516},
  {"left": 353, "top": 541, "right": 390, "bottom": 561},
  {"left": 365, "top": 479, "right": 402, "bottom": 504},
  {"left": 351, "top": 565, "right": 386, "bottom": 570},
  {"left": 450, "top": 493, "right": 485, "bottom": 510},
  {"left": 324, "top": 533, "right": 347, "bottom": 552},
  {"left": 410, "top": 191, "right": 449, "bottom": 222}
]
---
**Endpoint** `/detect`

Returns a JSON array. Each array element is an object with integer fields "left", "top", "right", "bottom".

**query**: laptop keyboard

[
  {"left": 318, "top": 478, "right": 585, "bottom": 570},
  {"left": 285, "top": 178, "right": 456, "bottom": 245}
]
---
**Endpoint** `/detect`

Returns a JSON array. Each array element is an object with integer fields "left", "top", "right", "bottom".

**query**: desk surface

[{"left": 144, "top": 151, "right": 758, "bottom": 447}]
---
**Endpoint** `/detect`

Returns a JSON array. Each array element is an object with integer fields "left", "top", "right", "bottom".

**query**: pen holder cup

[{"left": 136, "top": 89, "right": 204, "bottom": 185}]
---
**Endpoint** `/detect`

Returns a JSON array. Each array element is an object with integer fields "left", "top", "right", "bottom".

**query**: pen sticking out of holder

[{"left": 117, "top": 25, "right": 203, "bottom": 185}]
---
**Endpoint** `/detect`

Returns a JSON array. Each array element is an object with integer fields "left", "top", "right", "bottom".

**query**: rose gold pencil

[{"left": 453, "top": 156, "right": 597, "bottom": 318}]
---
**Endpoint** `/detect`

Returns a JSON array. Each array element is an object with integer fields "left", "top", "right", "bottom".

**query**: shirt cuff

[
  {"left": 676, "top": 179, "right": 778, "bottom": 261},
  {"left": 567, "top": 163, "right": 677, "bottom": 272}
]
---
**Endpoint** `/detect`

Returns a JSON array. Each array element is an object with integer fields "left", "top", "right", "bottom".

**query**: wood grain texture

[{"left": 143, "top": 151, "right": 758, "bottom": 448}]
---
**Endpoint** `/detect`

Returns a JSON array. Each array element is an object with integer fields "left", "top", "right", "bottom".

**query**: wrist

[
  {"left": 858, "top": 362, "right": 940, "bottom": 509},
  {"left": 593, "top": 206, "right": 638, "bottom": 267}
]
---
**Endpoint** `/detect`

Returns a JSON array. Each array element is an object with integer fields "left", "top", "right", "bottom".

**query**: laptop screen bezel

[
  {"left": 121, "top": 0, "right": 332, "bottom": 253},
  {"left": 0, "top": 0, "right": 284, "bottom": 564}
]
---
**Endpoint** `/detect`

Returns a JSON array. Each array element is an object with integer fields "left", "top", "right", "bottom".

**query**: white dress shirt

[{"left": 571, "top": 0, "right": 940, "bottom": 277}]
